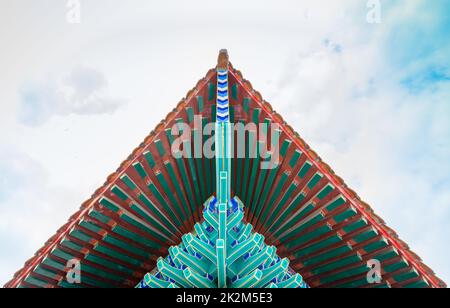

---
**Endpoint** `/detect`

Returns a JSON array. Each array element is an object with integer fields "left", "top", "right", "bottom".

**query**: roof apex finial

[{"left": 217, "top": 49, "right": 229, "bottom": 70}]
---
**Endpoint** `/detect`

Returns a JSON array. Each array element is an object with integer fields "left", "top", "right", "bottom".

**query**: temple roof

[{"left": 5, "top": 51, "right": 446, "bottom": 288}]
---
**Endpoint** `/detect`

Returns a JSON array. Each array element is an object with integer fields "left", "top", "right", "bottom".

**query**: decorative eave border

[
  {"left": 4, "top": 69, "right": 217, "bottom": 288},
  {"left": 228, "top": 63, "right": 446, "bottom": 289}
]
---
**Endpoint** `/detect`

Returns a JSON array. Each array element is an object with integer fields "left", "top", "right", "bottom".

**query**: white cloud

[
  {"left": 17, "top": 66, "right": 125, "bottom": 126},
  {"left": 0, "top": 145, "right": 81, "bottom": 284}
]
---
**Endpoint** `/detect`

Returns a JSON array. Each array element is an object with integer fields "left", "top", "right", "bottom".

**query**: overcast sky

[{"left": 0, "top": 0, "right": 449, "bottom": 285}]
